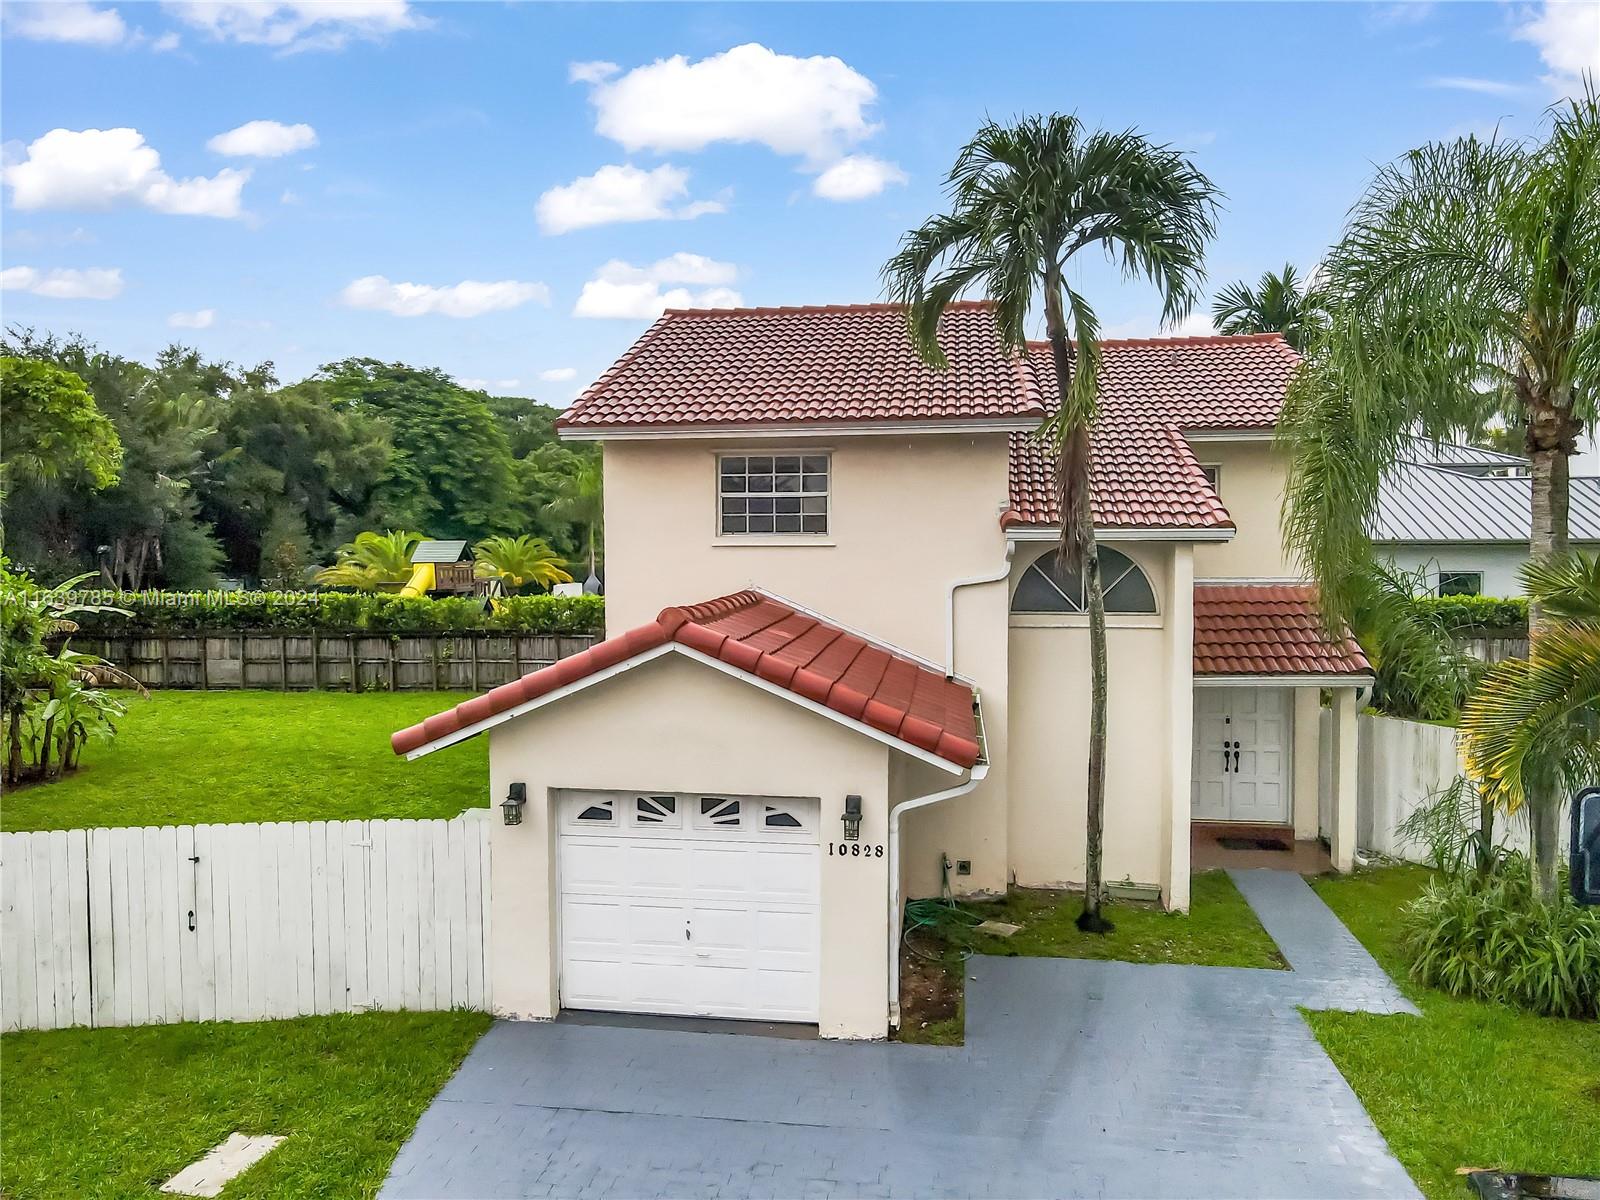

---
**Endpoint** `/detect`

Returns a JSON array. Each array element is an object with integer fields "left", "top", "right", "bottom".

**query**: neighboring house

[
  {"left": 391, "top": 302, "right": 1372, "bottom": 1039},
  {"left": 1373, "top": 439, "right": 1600, "bottom": 596}
]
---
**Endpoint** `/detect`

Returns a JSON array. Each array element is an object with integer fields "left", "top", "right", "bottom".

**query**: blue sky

[{"left": 1, "top": 0, "right": 1593, "bottom": 408}]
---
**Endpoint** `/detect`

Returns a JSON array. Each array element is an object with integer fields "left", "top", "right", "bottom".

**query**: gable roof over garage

[{"left": 392, "top": 590, "right": 984, "bottom": 769}]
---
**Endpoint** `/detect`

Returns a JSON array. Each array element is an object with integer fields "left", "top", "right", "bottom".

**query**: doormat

[
  {"left": 1217, "top": 835, "right": 1293, "bottom": 852},
  {"left": 1465, "top": 1170, "right": 1600, "bottom": 1200}
]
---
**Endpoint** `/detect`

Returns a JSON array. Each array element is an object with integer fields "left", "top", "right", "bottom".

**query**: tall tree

[
  {"left": 1282, "top": 90, "right": 1599, "bottom": 901},
  {"left": 543, "top": 456, "right": 604, "bottom": 584},
  {"left": 0, "top": 357, "right": 122, "bottom": 491},
  {"left": 1210, "top": 263, "right": 1326, "bottom": 351},
  {"left": 319, "top": 359, "right": 518, "bottom": 540},
  {"left": 884, "top": 114, "right": 1219, "bottom": 929}
]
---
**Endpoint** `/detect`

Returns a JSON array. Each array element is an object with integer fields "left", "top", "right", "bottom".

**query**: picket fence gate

[{"left": 0, "top": 810, "right": 490, "bottom": 1033}]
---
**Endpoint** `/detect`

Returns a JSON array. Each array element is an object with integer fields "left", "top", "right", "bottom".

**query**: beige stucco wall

[
  {"left": 485, "top": 651, "right": 901, "bottom": 1040},
  {"left": 1189, "top": 439, "right": 1300, "bottom": 579},
  {"left": 1002, "top": 541, "right": 1186, "bottom": 894},
  {"left": 603, "top": 433, "right": 1016, "bottom": 900}
]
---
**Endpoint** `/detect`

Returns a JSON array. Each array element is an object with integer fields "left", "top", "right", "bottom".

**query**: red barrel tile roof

[
  {"left": 1193, "top": 584, "right": 1371, "bottom": 677},
  {"left": 392, "top": 590, "right": 983, "bottom": 767},
  {"left": 1010, "top": 335, "right": 1299, "bottom": 529},
  {"left": 556, "top": 302, "right": 1046, "bottom": 431}
]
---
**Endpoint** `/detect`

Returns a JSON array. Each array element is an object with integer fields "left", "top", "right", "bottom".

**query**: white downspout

[
  {"left": 887, "top": 761, "right": 989, "bottom": 1028},
  {"left": 945, "top": 539, "right": 1016, "bottom": 675}
]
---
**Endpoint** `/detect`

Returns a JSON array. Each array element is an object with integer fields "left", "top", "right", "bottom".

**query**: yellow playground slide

[{"left": 398, "top": 562, "right": 434, "bottom": 597}]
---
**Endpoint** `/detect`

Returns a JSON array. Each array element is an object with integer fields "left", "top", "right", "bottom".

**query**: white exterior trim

[
  {"left": 1195, "top": 674, "right": 1373, "bottom": 688},
  {"left": 560, "top": 418, "right": 1042, "bottom": 442},
  {"left": 1195, "top": 576, "right": 1311, "bottom": 585},
  {"left": 1008, "top": 526, "right": 1236, "bottom": 543},
  {"left": 405, "top": 640, "right": 971, "bottom": 776},
  {"left": 1181, "top": 429, "right": 1277, "bottom": 443}
]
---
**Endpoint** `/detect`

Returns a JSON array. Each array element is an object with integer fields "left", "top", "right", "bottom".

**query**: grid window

[
  {"left": 719, "top": 454, "right": 829, "bottom": 535},
  {"left": 1437, "top": 571, "right": 1483, "bottom": 597}
]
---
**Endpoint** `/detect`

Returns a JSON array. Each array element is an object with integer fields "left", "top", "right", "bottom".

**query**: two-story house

[{"left": 391, "top": 301, "right": 1371, "bottom": 1040}]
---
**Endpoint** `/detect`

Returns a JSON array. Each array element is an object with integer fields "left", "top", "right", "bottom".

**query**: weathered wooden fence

[
  {"left": 0, "top": 811, "right": 490, "bottom": 1032},
  {"left": 81, "top": 631, "right": 596, "bottom": 691}
]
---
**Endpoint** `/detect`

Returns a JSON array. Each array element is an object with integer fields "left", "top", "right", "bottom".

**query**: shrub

[
  {"left": 1412, "top": 594, "right": 1528, "bottom": 635},
  {"left": 1400, "top": 864, "right": 1600, "bottom": 1018},
  {"left": 58, "top": 590, "right": 605, "bottom": 635}
]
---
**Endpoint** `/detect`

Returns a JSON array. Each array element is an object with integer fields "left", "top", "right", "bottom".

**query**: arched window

[{"left": 1011, "top": 547, "right": 1157, "bottom": 615}]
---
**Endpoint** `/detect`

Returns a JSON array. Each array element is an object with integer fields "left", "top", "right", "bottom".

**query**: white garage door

[{"left": 557, "top": 790, "right": 821, "bottom": 1023}]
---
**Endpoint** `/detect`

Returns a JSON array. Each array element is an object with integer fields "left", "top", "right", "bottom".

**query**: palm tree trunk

[
  {"left": 1523, "top": 386, "right": 1576, "bottom": 903},
  {"left": 1042, "top": 279, "right": 1113, "bottom": 934}
]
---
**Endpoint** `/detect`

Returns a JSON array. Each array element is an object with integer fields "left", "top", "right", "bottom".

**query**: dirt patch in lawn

[{"left": 896, "top": 950, "right": 964, "bottom": 1045}]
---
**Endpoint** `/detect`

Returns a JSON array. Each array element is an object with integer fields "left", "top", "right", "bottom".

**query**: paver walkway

[{"left": 382, "top": 870, "right": 1420, "bottom": 1199}]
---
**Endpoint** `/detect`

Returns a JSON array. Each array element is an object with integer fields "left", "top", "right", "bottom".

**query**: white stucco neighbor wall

[
  {"left": 1378, "top": 542, "right": 1600, "bottom": 597},
  {"left": 603, "top": 433, "right": 1016, "bottom": 900},
  {"left": 485, "top": 652, "right": 903, "bottom": 1040}
]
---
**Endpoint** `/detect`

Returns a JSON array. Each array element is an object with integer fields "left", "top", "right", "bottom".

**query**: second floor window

[{"left": 719, "top": 454, "right": 829, "bottom": 535}]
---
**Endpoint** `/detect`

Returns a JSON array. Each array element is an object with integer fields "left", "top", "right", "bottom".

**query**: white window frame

[
  {"left": 716, "top": 452, "right": 830, "bottom": 537},
  {"left": 1200, "top": 464, "right": 1222, "bottom": 495}
]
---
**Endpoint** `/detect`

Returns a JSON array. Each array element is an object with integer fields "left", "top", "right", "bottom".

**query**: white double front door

[
  {"left": 1191, "top": 688, "right": 1292, "bottom": 824},
  {"left": 556, "top": 790, "right": 821, "bottom": 1023}
]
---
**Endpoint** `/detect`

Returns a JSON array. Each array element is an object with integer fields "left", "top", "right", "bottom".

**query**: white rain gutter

[
  {"left": 887, "top": 761, "right": 989, "bottom": 1028},
  {"left": 945, "top": 538, "right": 1016, "bottom": 675}
]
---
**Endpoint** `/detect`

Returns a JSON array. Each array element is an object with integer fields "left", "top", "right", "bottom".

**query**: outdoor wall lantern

[
  {"left": 841, "top": 794, "right": 863, "bottom": 841},
  {"left": 502, "top": 782, "right": 527, "bottom": 826}
]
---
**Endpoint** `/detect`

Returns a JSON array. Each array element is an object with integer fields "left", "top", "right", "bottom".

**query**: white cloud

[
  {"left": 1365, "top": 2, "right": 1435, "bottom": 30},
  {"left": 168, "top": 308, "right": 216, "bottom": 328},
  {"left": 811, "top": 154, "right": 907, "bottom": 201},
  {"left": 151, "top": 30, "right": 180, "bottom": 51},
  {"left": 539, "top": 367, "right": 577, "bottom": 382},
  {"left": 1, "top": 266, "right": 124, "bottom": 300},
  {"left": 536, "top": 163, "right": 724, "bottom": 234},
  {"left": 208, "top": 120, "right": 318, "bottom": 158},
  {"left": 568, "top": 59, "right": 618, "bottom": 84},
  {"left": 457, "top": 377, "right": 523, "bottom": 392},
  {"left": 339, "top": 275, "right": 551, "bottom": 319},
  {"left": 2, "top": 128, "right": 249, "bottom": 218},
  {"left": 580, "top": 43, "right": 880, "bottom": 164},
  {"left": 3, "top": 1, "right": 127, "bottom": 44},
  {"left": 162, "top": 0, "right": 426, "bottom": 52},
  {"left": 1424, "top": 75, "right": 1524, "bottom": 96},
  {"left": 1514, "top": 1, "right": 1600, "bottom": 98},
  {"left": 573, "top": 254, "right": 741, "bottom": 320}
]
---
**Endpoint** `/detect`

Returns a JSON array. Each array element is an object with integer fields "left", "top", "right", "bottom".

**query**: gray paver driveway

[{"left": 382, "top": 871, "right": 1420, "bottom": 1199}]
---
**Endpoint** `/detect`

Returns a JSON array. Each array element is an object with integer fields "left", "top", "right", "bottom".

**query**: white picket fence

[{"left": 1, "top": 810, "right": 490, "bottom": 1033}]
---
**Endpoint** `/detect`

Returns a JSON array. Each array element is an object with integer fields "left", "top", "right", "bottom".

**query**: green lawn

[
  {"left": 0, "top": 1010, "right": 490, "bottom": 1199},
  {"left": 1307, "top": 867, "right": 1600, "bottom": 1200},
  {"left": 897, "top": 871, "right": 1281, "bottom": 1044},
  {"left": 956, "top": 870, "right": 1286, "bottom": 968},
  {"left": 1, "top": 691, "right": 487, "bottom": 831}
]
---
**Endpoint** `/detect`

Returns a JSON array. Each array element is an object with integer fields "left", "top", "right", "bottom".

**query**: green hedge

[
  {"left": 61, "top": 590, "right": 605, "bottom": 635},
  {"left": 1411, "top": 594, "right": 1528, "bottom": 635}
]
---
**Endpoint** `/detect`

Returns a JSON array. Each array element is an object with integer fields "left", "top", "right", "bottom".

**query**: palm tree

[
  {"left": 543, "top": 458, "right": 603, "bottom": 587},
  {"left": 1461, "top": 552, "right": 1600, "bottom": 860},
  {"left": 884, "top": 114, "right": 1219, "bottom": 931},
  {"left": 1282, "top": 88, "right": 1598, "bottom": 901},
  {"left": 473, "top": 534, "right": 572, "bottom": 594},
  {"left": 314, "top": 530, "right": 423, "bottom": 591},
  {"left": 1210, "top": 263, "right": 1326, "bottom": 351}
]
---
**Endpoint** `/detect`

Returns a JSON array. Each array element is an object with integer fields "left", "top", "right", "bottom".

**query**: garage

[{"left": 557, "top": 789, "right": 822, "bottom": 1023}]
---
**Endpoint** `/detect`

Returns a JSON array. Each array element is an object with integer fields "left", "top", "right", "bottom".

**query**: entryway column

[
  {"left": 1329, "top": 687, "right": 1359, "bottom": 871},
  {"left": 1292, "top": 688, "right": 1321, "bottom": 839},
  {"left": 1162, "top": 544, "right": 1194, "bottom": 912}
]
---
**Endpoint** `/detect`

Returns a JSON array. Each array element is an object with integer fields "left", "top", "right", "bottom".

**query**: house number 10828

[{"left": 830, "top": 843, "right": 884, "bottom": 857}]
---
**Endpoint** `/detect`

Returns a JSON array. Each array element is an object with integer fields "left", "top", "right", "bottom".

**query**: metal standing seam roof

[
  {"left": 1371, "top": 462, "right": 1600, "bottom": 544},
  {"left": 411, "top": 540, "right": 471, "bottom": 563},
  {"left": 556, "top": 302, "right": 1047, "bottom": 431},
  {"left": 391, "top": 590, "right": 983, "bottom": 767},
  {"left": 1193, "top": 585, "right": 1371, "bottom": 677}
]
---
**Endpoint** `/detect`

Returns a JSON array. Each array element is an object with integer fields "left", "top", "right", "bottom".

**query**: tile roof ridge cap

[
  {"left": 660, "top": 299, "right": 998, "bottom": 318},
  {"left": 664, "top": 589, "right": 768, "bottom": 625}
]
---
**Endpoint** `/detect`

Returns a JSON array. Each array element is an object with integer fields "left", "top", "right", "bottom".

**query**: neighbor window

[
  {"left": 1200, "top": 464, "right": 1222, "bottom": 494},
  {"left": 1437, "top": 571, "right": 1483, "bottom": 597},
  {"left": 718, "top": 454, "right": 829, "bottom": 535},
  {"left": 1011, "top": 547, "right": 1158, "bottom": 615}
]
